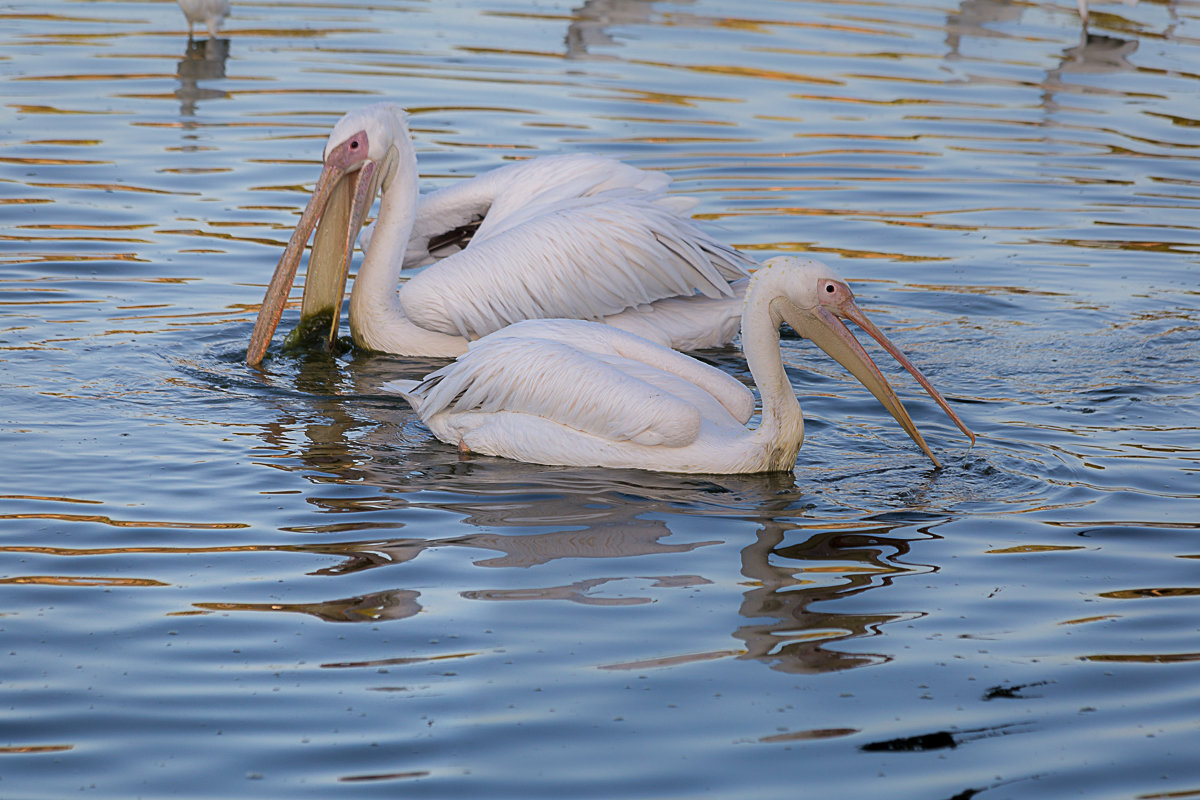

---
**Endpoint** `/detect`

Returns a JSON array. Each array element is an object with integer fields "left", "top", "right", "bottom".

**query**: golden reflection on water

[
  {"left": 0, "top": 575, "right": 167, "bottom": 587},
  {"left": 758, "top": 726, "right": 859, "bottom": 743},
  {"left": 0, "top": 744, "right": 74, "bottom": 754},
  {"left": 195, "top": 589, "right": 422, "bottom": 622},
  {"left": 1099, "top": 587, "right": 1200, "bottom": 599},
  {"left": 1060, "top": 614, "right": 1120, "bottom": 625},
  {"left": 0, "top": 512, "right": 248, "bottom": 529},
  {"left": 987, "top": 543, "right": 1087, "bottom": 553},
  {"left": 1084, "top": 652, "right": 1200, "bottom": 664}
]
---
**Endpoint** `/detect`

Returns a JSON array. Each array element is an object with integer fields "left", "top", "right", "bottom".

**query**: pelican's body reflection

[
  {"left": 210, "top": 350, "right": 939, "bottom": 674},
  {"left": 734, "top": 523, "right": 926, "bottom": 673},
  {"left": 176, "top": 37, "right": 229, "bottom": 118}
]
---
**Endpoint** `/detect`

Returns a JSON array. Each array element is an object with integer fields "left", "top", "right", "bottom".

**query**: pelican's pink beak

[
  {"left": 246, "top": 131, "right": 378, "bottom": 366},
  {"left": 784, "top": 279, "right": 974, "bottom": 467}
]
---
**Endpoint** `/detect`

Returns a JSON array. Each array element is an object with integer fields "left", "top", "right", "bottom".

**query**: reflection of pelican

[
  {"left": 246, "top": 103, "right": 751, "bottom": 365},
  {"left": 175, "top": 37, "right": 228, "bottom": 118},
  {"left": 177, "top": 0, "right": 231, "bottom": 39},
  {"left": 734, "top": 522, "right": 924, "bottom": 674},
  {"left": 389, "top": 257, "right": 973, "bottom": 473},
  {"left": 1076, "top": 0, "right": 1138, "bottom": 32}
]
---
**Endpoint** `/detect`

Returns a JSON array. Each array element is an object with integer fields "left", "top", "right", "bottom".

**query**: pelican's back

[{"left": 386, "top": 319, "right": 756, "bottom": 463}]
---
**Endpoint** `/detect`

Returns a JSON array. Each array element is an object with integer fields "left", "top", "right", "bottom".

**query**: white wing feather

[
  {"left": 401, "top": 154, "right": 675, "bottom": 266},
  {"left": 398, "top": 192, "right": 750, "bottom": 340},
  {"left": 385, "top": 319, "right": 754, "bottom": 446},
  {"left": 396, "top": 338, "right": 702, "bottom": 447},
  {"left": 481, "top": 319, "right": 753, "bottom": 424}
]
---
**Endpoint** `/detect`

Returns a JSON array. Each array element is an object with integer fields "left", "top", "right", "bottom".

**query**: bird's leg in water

[{"left": 457, "top": 440, "right": 472, "bottom": 460}]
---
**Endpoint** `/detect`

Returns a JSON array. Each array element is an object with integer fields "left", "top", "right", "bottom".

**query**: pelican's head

[
  {"left": 323, "top": 103, "right": 409, "bottom": 171},
  {"left": 247, "top": 103, "right": 410, "bottom": 366},
  {"left": 756, "top": 256, "right": 974, "bottom": 467}
]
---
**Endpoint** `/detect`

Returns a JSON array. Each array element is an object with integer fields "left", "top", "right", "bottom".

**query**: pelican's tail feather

[{"left": 382, "top": 378, "right": 424, "bottom": 405}]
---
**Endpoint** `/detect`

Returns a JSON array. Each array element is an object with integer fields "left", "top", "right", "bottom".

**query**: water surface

[{"left": 2, "top": 0, "right": 1199, "bottom": 797}]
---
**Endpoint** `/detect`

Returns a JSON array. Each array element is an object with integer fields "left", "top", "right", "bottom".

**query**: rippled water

[{"left": 3, "top": 0, "right": 1200, "bottom": 797}]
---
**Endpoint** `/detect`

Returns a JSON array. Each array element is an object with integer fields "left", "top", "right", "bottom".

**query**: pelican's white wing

[
  {"left": 397, "top": 191, "right": 750, "bottom": 341},
  {"left": 385, "top": 319, "right": 754, "bottom": 447},
  {"left": 482, "top": 319, "right": 754, "bottom": 424},
  {"left": 401, "top": 154, "right": 678, "bottom": 266}
]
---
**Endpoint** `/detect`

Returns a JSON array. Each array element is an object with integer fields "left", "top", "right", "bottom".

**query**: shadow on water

[{"left": 176, "top": 37, "right": 230, "bottom": 118}]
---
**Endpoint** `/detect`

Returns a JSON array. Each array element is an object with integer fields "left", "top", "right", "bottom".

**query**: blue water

[{"left": 2, "top": 0, "right": 1199, "bottom": 797}]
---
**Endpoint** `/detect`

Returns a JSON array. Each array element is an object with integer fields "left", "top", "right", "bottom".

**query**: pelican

[
  {"left": 246, "top": 103, "right": 752, "bottom": 366},
  {"left": 177, "top": 0, "right": 230, "bottom": 39},
  {"left": 385, "top": 257, "right": 974, "bottom": 474}
]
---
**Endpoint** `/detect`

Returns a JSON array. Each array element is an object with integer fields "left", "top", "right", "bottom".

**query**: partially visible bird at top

[
  {"left": 246, "top": 102, "right": 753, "bottom": 366},
  {"left": 177, "top": 0, "right": 231, "bottom": 39}
]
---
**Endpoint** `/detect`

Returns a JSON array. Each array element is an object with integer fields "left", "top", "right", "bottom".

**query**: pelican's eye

[{"left": 818, "top": 280, "right": 852, "bottom": 306}]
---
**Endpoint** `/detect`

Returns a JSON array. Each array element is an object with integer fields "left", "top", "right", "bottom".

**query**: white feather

[
  {"left": 398, "top": 192, "right": 746, "bottom": 340},
  {"left": 386, "top": 319, "right": 753, "bottom": 443}
]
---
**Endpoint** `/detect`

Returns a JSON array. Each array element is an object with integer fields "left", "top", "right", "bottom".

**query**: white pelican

[
  {"left": 177, "top": 0, "right": 230, "bottom": 39},
  {"left": 1075, "top": 0, "right": 1138, "bottom": 31},
  {"left": 385, "top": 257, "right": 974, "bottom": 474},
  {"left": 246, "top": 103, "right": 752, "bottom": 366}
]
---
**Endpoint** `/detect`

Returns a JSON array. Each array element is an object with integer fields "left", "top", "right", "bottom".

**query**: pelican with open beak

[
  {"left": 245, "top": 103, "right": 759, "bottom": 366},
  {"left": 246, "top": 118, "right": 394, "bottom": 366}
]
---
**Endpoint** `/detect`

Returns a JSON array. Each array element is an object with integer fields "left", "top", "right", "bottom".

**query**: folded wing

[
  {"left": 399, "top": 190, "right": 750, "bottom": 340},
  {"left": 387, "top": 320, "right": 755, "bottom": 447}
]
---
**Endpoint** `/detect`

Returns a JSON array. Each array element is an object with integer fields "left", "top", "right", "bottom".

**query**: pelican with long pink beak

[{"left": 386, "top": 257, "right": 975, "bottom": 474}]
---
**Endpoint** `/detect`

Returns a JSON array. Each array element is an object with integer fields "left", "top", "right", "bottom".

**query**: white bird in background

[
  {"left": 176, "top": 0, "right": 231, "bottom": 39},
  {"left": 246, "top": 103, "right": 753, "bottom": 365},
  {"left": 386, "top": 257, "right": 974, "bottom": 474}
]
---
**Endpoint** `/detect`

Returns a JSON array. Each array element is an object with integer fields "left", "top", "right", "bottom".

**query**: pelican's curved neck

[
  {"left": 741, "top": 271, "right": 804, "bottom": 469},
  {"left": 347, "top": 132, "right": 467, "bottom": 357}
]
